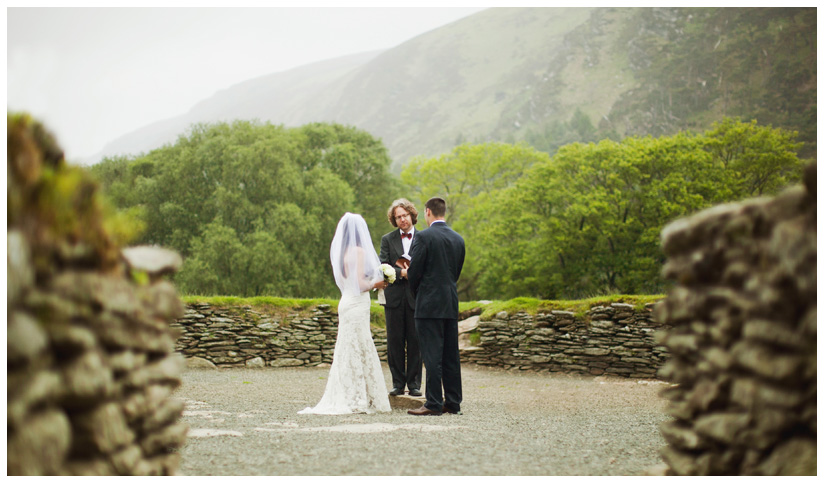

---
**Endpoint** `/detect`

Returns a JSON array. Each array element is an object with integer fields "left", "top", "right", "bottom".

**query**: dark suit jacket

[
  {"left": 407, "top": 221, "right": 466, "bottom": 320},
  {"left": 378, "top": 228, "right": 416, "bottom": 310}
]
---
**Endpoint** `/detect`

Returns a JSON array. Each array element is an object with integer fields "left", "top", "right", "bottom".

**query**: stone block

[
  {"left": 121, "top": 384, "right": 175, "bottom": 422},
  {"left": 741, "top": 320, "right": 807, "bottom": 349},
  {"left": 693, "top": 412, "right": 750, "bottom": 445},
  {"left": 61, "top": 350, "right": 115, "bottom": 406},
  {"left": 185, "top": 357, "right": 216, "bottom": 369},
  {"left": 458, "top": 315, "right": 480, "bottom": 333},
  {"left": 47, "top": 323, "right": 98, "bottom": 356},
  {"left": 139, "top": 422, "right": 188, "bottom": 456},
  {"left": 7, "top": 409, "right": 72, "bottom": 475},
  {"left": 139, "top": 280, "right": 184, "bottom": 321},
  {"left": 7, "top": 369, "right": 62, "bottom": 429},
  {"left": 731, "top": 341, "right": 805, "bottom": 381},
  {"left": 109, "top": 350, "right": 148, "bottom": 374},
  {"left": 661, "top": 334, "right": 699, "bottom": 354},
  {"left": 109, "top": 444, "right": 143, "bottom": 475},
  {"left": 621, "top": 357, "right": 653, "bottom": 364},
  {"left": 528, "top": 355, "right": 551, "bottom": 364},
  {"left": 144, "top": 452, "right": 181, "bottom": 476},
  {"left": 589, "top": 319, "right": 615, "bottom": 329},
  {"left": 730, "top": 377, "right": 806, "bottom": 409},
  {"left": 61, "top": 459, "right": 116, "bottom": 476},
  {"left": 757, "top": 438, "right": 816, "bottom": 476},
  {"left": 142, "top": 397, "right": 185, "bottom": 434},
  {"left": 269, "top": 358, "right": 304, "bottom": 367},
  {"left": 126, "top": 353, "right": 184, "bottom": 389},
  {"left": 7, "top": 311, "right": 49, "bottom": 364},
  {"left": 71, "top": 402, "right": 135, "bottom": 455},
  {"left": 660, "top": 421, "right": 706, "bottom": 450}
]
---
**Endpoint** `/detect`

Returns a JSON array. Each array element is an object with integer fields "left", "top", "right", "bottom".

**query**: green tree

[
  {"left": 92, "top": 120, "right": 394, "bottom": 297},
  {"left": 401, "top": 142, "right": 551, "bottom": 297},
  {"left": 704, "top": 118, "right": 802, "bottom": 196},
  {"left": 473, "top": 119, "right": 802, "bottom": 299}
]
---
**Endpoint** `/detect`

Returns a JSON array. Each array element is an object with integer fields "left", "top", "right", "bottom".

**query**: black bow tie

[{"left": 401, "top": 232, "right": 412, "bottom": 239}]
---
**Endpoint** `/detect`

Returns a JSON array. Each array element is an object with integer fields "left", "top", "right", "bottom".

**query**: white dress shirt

[{"left": 401, "top": 227, "right": 415, "bottom": 257}]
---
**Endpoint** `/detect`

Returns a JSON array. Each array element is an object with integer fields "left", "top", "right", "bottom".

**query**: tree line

[
  {"left": 92, "top": 121, "right": 398, "bottom": 297},
  {"left": 91, "top": 118, "right": 803, "bottom": 300}
]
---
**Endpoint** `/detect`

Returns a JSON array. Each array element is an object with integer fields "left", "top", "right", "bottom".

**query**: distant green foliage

[
  {"left": 401, "top": 142, "right": 552, "bottom": 298},
  {"left": 92, "top": 121, "right": 399, "bottom": 297},
  {"left": 606, "top": 7, "right": 816, "bottom": 159},
  {"left": 514, "top": 8, "right": 815, "bottom": 163},
  {"left": 525, "top": 108, "right": 604, "bottom": 156},
  {"left": 407, "top": 119, "right": 802, "bottom": 300},
  {"left": 93, "top": 117, "right": 801, "bottom": 302}
]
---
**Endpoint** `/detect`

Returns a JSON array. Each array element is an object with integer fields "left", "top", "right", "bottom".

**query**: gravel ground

[{"left": 172, "top": 364, "right": 671, "bottom": 476}]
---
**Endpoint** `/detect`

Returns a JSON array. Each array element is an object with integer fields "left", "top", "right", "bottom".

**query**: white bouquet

[{"left": 379, "top": 263, "right": 396, "bottom": 284}]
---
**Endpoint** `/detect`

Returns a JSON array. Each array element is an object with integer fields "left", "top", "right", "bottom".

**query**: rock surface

[
  {"left": 654, "top": 163, "right": 816, "bottom": 475},
  {"left": 7, "top": 115, "right": 187, "bottom": 476},
  {"left": 174, "top": 302, "right": 668, "bottom": 379}
]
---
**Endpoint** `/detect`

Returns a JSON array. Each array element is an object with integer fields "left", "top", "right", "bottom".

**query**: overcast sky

[{"left": 7, "top": 6, "right": 488, "bottom": 161}]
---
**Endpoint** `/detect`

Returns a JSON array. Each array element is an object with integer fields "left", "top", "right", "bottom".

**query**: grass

[
  {"left": 181, "top": 294, "right": 664, "bottom": 327},
  {"left": 181, "top": 295, "right": 389, "bottom": 328},
  {"left": 474, "top": 295, "right": 664, "bottom": 320}
]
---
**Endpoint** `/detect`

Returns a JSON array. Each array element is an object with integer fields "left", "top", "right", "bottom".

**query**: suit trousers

[
  {"left": 385, "top": 302, "right": 422, "bottom": 390},
  {"left": 415, "top": 317, "right": 462, "bottom": 412}
]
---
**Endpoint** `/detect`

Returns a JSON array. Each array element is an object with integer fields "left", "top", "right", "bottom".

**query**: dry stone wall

[
  {"left": 173, "top": 302, "right": 668, "bottom": 378},
  {"left": 7, "top": 115, "right": 187, "bottom": 476},
  {"left": 461, "top": 303, "right": 667, "bottom": 378},
  {"left": 653, "top": 163, "right": 816, "bottom": 476},
  {"left": 173, "top": 304, "right": 387, "bottom": 368}
]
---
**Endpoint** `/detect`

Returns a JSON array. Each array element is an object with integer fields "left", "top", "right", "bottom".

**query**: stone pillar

[
  {"left": 654, "top": 163, "right": 816, "bottom": 475},
  {"left": 7, "top": 114, "right": 187, "bottom": 475}
]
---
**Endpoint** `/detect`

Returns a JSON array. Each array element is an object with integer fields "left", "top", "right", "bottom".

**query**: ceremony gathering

[{"left": 6, "top": 6, "right": 816, "bottom": 477}]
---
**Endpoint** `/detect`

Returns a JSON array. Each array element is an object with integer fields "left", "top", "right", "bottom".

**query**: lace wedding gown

[{"left": 299, "top": 290, "right": 391, "bottom": 414}]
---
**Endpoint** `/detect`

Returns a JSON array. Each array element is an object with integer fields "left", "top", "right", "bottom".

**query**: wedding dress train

[{"left": 298, "top": 291, "right": 391, "bottom": 415}]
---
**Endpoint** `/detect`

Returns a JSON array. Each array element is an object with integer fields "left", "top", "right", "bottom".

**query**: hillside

[{"left": 91, "top": 7, "right": 816, "bottom": 171}]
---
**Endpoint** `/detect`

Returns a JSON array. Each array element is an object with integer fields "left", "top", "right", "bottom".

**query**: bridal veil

[{"left": 330, "top": 213, "right": 382, "bottom": 296}]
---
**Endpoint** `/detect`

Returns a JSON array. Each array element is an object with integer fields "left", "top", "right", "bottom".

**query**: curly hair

[{"left": 387, "top": 198, "right": 418, "bottom": 227}]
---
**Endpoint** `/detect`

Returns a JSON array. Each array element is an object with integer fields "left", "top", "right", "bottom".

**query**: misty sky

[{"left": 7, "top": 7, "right": 487, "bottom": 162}]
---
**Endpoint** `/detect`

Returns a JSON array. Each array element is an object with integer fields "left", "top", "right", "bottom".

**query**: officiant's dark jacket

[
  {"left": 378, "top": 228, "right": 416, "bottom": 310},
  {"left": 407, "top": 221, "right": 465, "bottom": 319}
]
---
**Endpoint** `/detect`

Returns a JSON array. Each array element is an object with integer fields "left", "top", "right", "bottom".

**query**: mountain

[
  {"left": 90, "top": 7, "right": 816, "bottom": 172},
  {"left": 85, "top": 49, "right": 383, "bottom": 164}
]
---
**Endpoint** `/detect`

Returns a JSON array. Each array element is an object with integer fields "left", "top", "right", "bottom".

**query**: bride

[{"left": 299, "top": 213, "right": 392, "bottom": 415}]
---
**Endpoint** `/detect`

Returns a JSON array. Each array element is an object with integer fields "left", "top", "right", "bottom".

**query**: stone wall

[
  {"left": 7, "top": 115, "right": 187, "bottom": 476},
  {"left": 173, "top": 302, "right": 668, "bottom": 378},
  {"left": 173, "top": 304, "right": 387, "bottom": 368},
  {"left": 462, "top": 303, "right": 668, "bottom": 378},
  {"left": 653, "top": 163, "right": 816, "bottom": 475}
]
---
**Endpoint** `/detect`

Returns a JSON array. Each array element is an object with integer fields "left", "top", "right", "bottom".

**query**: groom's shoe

[
  {"left": 408, "top": 405, "right": 442, "bottom": 416},
  {"left": 388, "top": 387, "right": 404, "bottom": 396},
  {"left": 442, "top": 406, "right": 463, "bottom": 415},
  {"left": 408, "top": 388, "right": 423, "bottom": 397}
]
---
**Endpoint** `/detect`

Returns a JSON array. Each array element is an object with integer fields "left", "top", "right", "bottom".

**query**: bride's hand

[{"left": 373, "top": 280, "right": 388, "bottom": 290}]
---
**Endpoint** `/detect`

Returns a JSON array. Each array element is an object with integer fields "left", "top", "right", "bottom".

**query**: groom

[{"left": 406, "top": 197, "right": 465, "bottom": 416}]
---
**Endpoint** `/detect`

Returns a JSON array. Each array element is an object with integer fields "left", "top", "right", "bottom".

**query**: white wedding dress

[
  {"left": 299, "top": 291, "right": 391, "bottom": 414},
  {"left": 299, "top": 213, "right": 391, "bottom": 415}
]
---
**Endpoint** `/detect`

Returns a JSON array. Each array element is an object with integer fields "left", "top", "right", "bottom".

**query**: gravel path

[{"left": 172, "top": 364, "right": 671, "bottom": 476}]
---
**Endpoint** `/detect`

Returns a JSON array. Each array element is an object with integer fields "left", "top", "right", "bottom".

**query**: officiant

[{"left": 378, "top": 198, "right": 423, "bottom": 397}]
